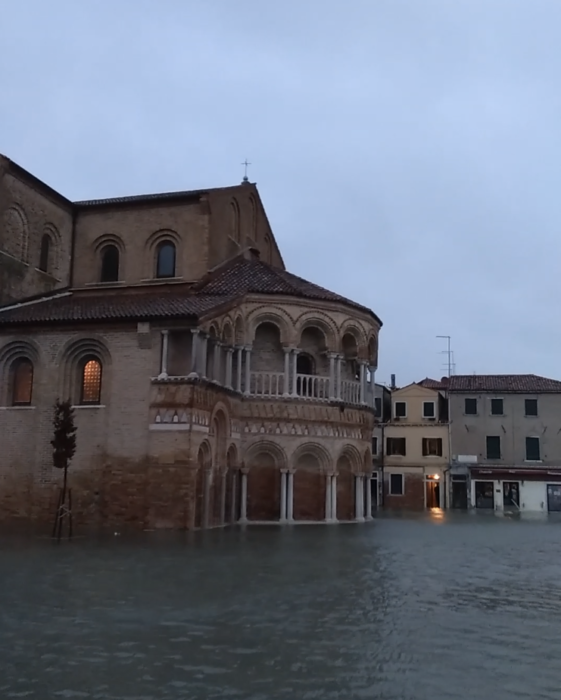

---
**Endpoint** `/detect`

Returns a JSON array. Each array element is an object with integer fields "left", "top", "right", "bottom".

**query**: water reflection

[{"left": 1, "top": 514, "right": 561, "bottom": 698}]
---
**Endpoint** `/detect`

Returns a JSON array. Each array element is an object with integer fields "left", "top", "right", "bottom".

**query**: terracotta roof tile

[
  {"left": 197, "top": 256, "right": 381, "bottom": 322},
  {"left": 418, "top": 377, "right": 448, "bottom": 389},
  {"left": 448, "top": 374, "right": 561, "bottom": 393},
  {"left": 0, "top": 292, "right": 233, "bottom": 326}
]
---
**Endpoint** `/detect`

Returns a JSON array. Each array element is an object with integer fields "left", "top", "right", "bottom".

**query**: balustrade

[
  {"left": 341, "top": 379, "right": 361, "bottom": 405},
  {"left": 295, "top": 374, "right": 330, "bottom": 400},
  {"left": 250, "top": 371, "right": 285, "bottom": 397}
]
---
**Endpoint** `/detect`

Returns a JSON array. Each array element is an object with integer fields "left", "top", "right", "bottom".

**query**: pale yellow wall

[{"left": 385, "top": 384, "right": 449, "bottom": 471}]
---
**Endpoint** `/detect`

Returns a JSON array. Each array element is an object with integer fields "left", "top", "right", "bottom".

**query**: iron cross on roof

[{"left": 241, "top": 159, "right": 251, "bottom": 182}]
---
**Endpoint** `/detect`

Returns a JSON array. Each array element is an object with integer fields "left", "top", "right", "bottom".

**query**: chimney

[{"left": 390, "top": 374, "right": 396, "bottom": 390}]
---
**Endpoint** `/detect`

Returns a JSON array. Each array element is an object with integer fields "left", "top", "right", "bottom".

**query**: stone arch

[
  {"left": 336, "top": 445, "right": 361, "bottom": 521},
  {"left": 195, "top": 439, "right": 212, "bottom": 528},
  {"left": 230, "top": 199, "right": 241, "bottom": 243},
  {"left": 367, "top": 334, "right": 378, "bottom": 367},
  {"left": 292, "top": 442, "right": 331, "bottom": 521},
  {"left": 234, "top": 315, "right": 245, "bottom": 345},
  {"left": 0, "top": 339, "right": 41, "bottom": 407},
  {"left": 145, "top": 228, "right": 181, "bottom": 279},
  {"left": 340, "top": 323, "right": 368, "bottom": 357},
  {"left": 93, "top": 233, "right": 126, "bottom": 282},
  {"left": 222, "top": 319, "right": 234, "bottom": 345},
  {"left": 291, "top": 442, "right": 332, "bottom": 472},
  {"left": 244, "top": 440, "right": 287, "bottom": 522},
  {"left": 210, "top": 404, "right": 230, "bottom": 467},
  {"left": 57, "top": 336, "right": 112, "bottom": 406},
  {"left": 252, "top": 320, "right": 284, "bottom": 375},
  {"left": 40, "top": 223, "right": 61, "bottom": 277},
  {"left": 3, "top": 204, "right": 29, "bottom": 263},
  {"left": 294, "top": 311, "right": 338, "bottom": 352},
  {"left": 247, "top": 306, "right": 293, "bottom": 345},
  {"left": 248, "top": 195, "right": 257, "bottom": 239}
]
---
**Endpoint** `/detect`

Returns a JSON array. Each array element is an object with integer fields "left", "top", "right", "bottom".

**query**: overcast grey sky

[{"left": 2, "top": 0, "right": 560, "bottom": 385}]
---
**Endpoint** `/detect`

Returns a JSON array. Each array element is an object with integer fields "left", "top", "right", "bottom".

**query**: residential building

[
  {"left": 0, "top": 154, "right": 381, "bottom": 531},
  {"left": 381, "top": 380, "right": 449, "bottom": 510},
  {"left": 371, "top": 382, "right": 392, "bottom": 509},
  {"left": 448, "top": 374, "right": 561, "bottom": 514}
]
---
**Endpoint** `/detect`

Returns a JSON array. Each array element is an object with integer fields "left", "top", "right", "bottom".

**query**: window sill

[
  {"left": 524, "top": 415, "right": 539, "bottom": 419},
  {"left": 524, "top": 460, "right": 542, "bottom": 464},
  {"left": 34, "top": 267, "right": 61, "bottom": 282},
  {"left": 490, "top": 414, "right": 505, "bottom": 417},
  {"left": 0, "top": 405, "right": 36, "bottom": 410},
  {"left": 463, "top": 413, "right": 478, "bottom": 417},
  {"left": 72, "top": 404, "right": 106, "bottom": 410},
  {"left": 389, "top": 493, "right": 404, "bottom": 497},
  {"left": 84, "top": 281, "right": 127, "bottom": 288},
  {"left": 139, "top": 277, "right": 184, "bottom": 285}
]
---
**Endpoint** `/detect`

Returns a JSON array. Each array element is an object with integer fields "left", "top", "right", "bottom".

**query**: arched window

[
  {"left": 11, "top": 358, "right": 34, "bottom": 405},
  {"left": 100, "top": 245, "right": 120, "bottom": 282},
  {"left": 156, "top": 241, "right": 176, "bottom": 278},
  {"left": 80, "top": 357, "right": 102, "bottom": 405},
  {"left": 230, "top": 201, "right": 240, "bottom": 243},
  {"left": 39, "top": 234, "right": 51, "bottom": 273}
]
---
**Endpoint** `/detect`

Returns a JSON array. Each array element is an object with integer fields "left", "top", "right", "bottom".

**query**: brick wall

[{"left": 383, "top": 471, "right": 425, "bottom": 510}]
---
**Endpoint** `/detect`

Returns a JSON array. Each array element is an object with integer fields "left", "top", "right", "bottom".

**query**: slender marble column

[
  {"left": 280, "top": 470, "right": 288, "bottom": 522},
  {"left": 286, "top": 472, "right": 294, "bottom": 521},
  {"left": 355, "top": 475, "right": 365, "bottom": 521},
  {"left": 200, "top": 334, "right": 208, "bottom": 379},
  {"left": 244, "top": 346, "right": 252, "bottom": 396},
  {"left": 240, "top": 471, "right": 248, "bottom": 522},
  {"left": 226, "top": 348, "right": 234, "bottom": 389},
  {"left": 283, "top": 347, "right": 291, "bottom": 397},
  {"left": 189, "top": 329, "right": 200, "bottom": 377},
  {"left": 212, "top": 341, "right": 220, "bottom": 382},
  {"left": 220, "top": 471, "right": 227, "bottom": 525},
  {"left": 359, "top": 363, "right": 366, "bottom": 404},
  {"left": 336, "top": 355, "right": 342, "bottom": 400},
  {"left": 331, "top": 475, "right": 338, "bottom": 521},
  {"left": 325, "top": 475, "right": 332, "bottom": 521},
  {"left": 291, "top": 350, "right": 299, "bottom": 396},
  {"left": 159, "top": 330, "right": 169, "bottom": 378},
  {"left": 231, "top": 471, "right": 238, "bottom": 523},
  {"left": 328, "top": 353, "right": 336, "bottom": 400},
  {"left": 203, "top": 469, "right": 212, "bottom": 529},
  {"left": 365, "top": 475, "right": 373, "bottom": 520},
  {"left": 236, "top": 347, "right": 243, "bottom": 392}
]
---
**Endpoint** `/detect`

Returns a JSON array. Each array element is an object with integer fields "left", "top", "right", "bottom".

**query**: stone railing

[
  {"left": 341, "top": 380, "right": 361, "bottom": 406},
  {"left": 296, "top": 374, "right": 330, "bottom": 401},
  {"left": 251, "top": 371, "right": 286, "bottom": 397},
  {"left": 248, "top": 371, "right": 363, "bottom": 406}
]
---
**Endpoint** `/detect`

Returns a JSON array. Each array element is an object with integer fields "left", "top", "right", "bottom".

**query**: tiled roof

[
  {"left": 417, "top": 377, "right": 448, "bottom": 389},
  {"left": 196, "top": 256, "right": 381, "bottom": 322},
  {"left": 74, "top": 188, "right": 208, "bottom": 207},
  {"left": 0, "top": 254, "right": 381, "bottom": 326},
  {"left": 0, "top": 291, "right": 234, "bottom": 326},
  {"left": 448, "top": 374, "right": 561, "bottom": 393}
]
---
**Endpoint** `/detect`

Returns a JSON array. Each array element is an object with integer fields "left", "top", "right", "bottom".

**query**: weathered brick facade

[{"left": 0, "top": 155, "right": 382, "bottom": 532}]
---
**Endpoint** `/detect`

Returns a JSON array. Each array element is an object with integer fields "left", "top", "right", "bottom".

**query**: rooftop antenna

[
  {"left": 241, "top": 158, "right": 251, "bottom": 183},
  {"left": 436, "top": 335, "right": 452, "bottom": 378}
]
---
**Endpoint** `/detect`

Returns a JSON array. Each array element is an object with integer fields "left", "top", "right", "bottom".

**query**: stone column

[
  {"left": 336, "top": 355, "right": 342, "bottom": 400},
  {"left": 225, "top": 348, "right": 234, "bottom": 389},
  {"left": 286, "top": 471, "right": 294, "bottom": 521},
  {"left": 280, "top": 470, "right": 288, "bottom": 522},
  {"left": 231, "top": 471, "right": 238, "bottom": 523},
  {"left": 369, "top": 366, "right": 376, "bottom": 407},
  {"left": 200, "top": 334, "right": 208, "bottom": 379},
  {"left": 291, "top": 349, "right": 299, "bottom": 396},
  {"left": 159, "top": 330, "right": 169, "bottom": 378},
  {"left": 244, "top": 346, "right": 252, "bottom": 396},
  {"left": 331, "top": 474, "right": 338, "bottom": 522},
  {"left": 189, "top": 329, "right": 200, "bottom": 377},
  {"left": 203, "top": 469, "right": 212, "bottom": 529},
  {"left": 325, "top": 475, "right": 332, "bottom": 521},
  {"left": 365, "top": 474, "right": 373, "bottom": 520},
  {"left": 328, "top": 353, "right": 336, "bottom": 401},
  {"left": 240, "top": 470, "right": 248, "bottom": 523},
  {"left": 236, "top": 347, "right": 243, "bottom": 392},
  {"left": 213, "top": 341, "right": 221, "bottom": 383},
  {"left": 220, "top": 471, "right": 227, "bottom": 525},
  {"left": 359, "top": 362, "right": 366, "bottom": 404},
  {"left": 283, "top": 347, "right": 291, "bottom": 397},
  {"left": 355, "top": 475, "right": 364, "bottom": 521}
]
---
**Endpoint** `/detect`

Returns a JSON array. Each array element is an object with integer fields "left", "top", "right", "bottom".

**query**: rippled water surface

[{"left": 2, "top": 512, "right": 561, "bottom": 699}]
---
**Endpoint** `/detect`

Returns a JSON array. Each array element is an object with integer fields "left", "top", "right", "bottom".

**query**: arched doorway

[
  {"left": 245, "top": 442, "right": 285, "bottom": 521},
  {"left": 195, "top": 441, "right": 212, "bottom": 528},
  {"left": 292, "top": 445, "right": 329, "bottom": 521},
  {"left": 336, "top": 454, "right": 355, "bottom": 521}
]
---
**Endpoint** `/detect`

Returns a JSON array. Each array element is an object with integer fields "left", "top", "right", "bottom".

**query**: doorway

[
  {"left": 474, "top": 481, "right": 494, "bottom": 509},
  {"left": 547, "top": 484, "right": 561, "bottom": 512},
  {"left": 426, "top": 478, "right": 441, "bottom": 508},
  {"left": 370, "top": 476, "right": 378, "bottom": 512},
  {"left": 503, "top": 482, "right": 520, "bottom": 510},
  {"left": 451, "top": 477, "right": 468, "bottom": 509}
]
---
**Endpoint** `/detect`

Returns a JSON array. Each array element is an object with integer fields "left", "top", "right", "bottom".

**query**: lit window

[
  {"left": 80, "top": 358, "right": 102, "bottom": 404},
  {"left": 11, "top": 358, "right": 33, "bottom": 405},
  {"left": 156, "top": 241, "right": 176, "bottom": 278}
]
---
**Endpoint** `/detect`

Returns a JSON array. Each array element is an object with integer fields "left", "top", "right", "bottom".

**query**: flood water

[{"left": 2, "top": 513, "right": 561, "bottom": 699}]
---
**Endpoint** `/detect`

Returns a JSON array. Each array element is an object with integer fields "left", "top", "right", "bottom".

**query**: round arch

[
  {"left": 291, "top": 442, "right": 332, "bottom": 472},
  {"left": 0, "top": 339, "right": 41, "bottom": 407},
  {"left": 294, "top": 312, "right": 338, "bottom": 352},
  {"left": 340, "top": 323, "right": 368, "bottom": 358},
  {"left": 57, "top": 336, "right": 112, "bottom": 404},
  {"left": 337, "top": 444, "right": 363, "bottom": 473},
  {"left": 247, "top": 306, "right": 293, "bottom": 345}
]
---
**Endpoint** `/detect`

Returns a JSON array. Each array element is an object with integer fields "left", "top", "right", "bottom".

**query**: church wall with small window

[{"left": 0, "top": 163, "right": 73, "bottom": 305}]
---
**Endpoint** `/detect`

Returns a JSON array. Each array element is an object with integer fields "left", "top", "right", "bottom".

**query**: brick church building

[{"left": 0, "top": 154, "right": 382, "bottom": 531}]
